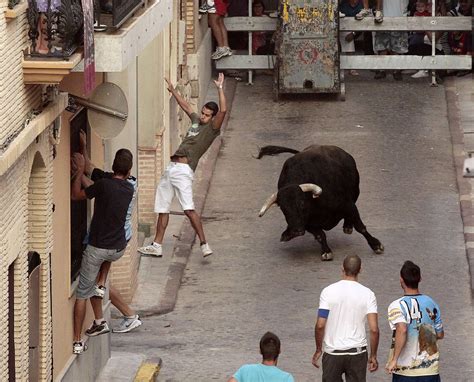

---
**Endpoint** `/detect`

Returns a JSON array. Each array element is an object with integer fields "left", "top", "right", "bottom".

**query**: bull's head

[{"left": 259, "top": 183, "right": 322, "bottom": 242}]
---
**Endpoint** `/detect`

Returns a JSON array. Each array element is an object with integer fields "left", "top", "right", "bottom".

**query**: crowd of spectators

[{"left": 343, "top": 0, "right": 472, "bottom": 80}]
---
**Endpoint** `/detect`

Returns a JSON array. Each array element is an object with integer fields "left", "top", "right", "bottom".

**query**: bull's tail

[{"left": 256, "top": 145, "right": 300, "bottom": 159}]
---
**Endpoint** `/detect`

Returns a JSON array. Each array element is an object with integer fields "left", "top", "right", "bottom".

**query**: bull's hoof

[
  {"left": 321, "top": 252, "right": 334, "bottom": 261},
  {"left": 343, "top": 227, "right": 353, "bottom": 234},
  {"left": 373, "top": 244, "right": 384, "bottom": 254}
]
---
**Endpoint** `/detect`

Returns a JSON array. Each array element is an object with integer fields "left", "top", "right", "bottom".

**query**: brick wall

[
  {"left": 0, "top": 129, "right": 53, "bottom": 381},
  {"left": 0, "top": 6, "right": 42, "bottom": 145}
]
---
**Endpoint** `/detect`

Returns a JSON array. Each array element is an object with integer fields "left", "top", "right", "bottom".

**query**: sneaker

[
  {"left": 339, "top": 12, "right": 345, "bottom": 18},
  {"left": 392, "top": 70, "right": 403, "bottom": 81},
  {"left": 355, "top": 8, "right": 372, "bottom": 20},
  {"left": 73, "top": 341, "right": 88, "bottom": 354},
  {"left": 211, "top": 47, "right": 230, "bottom": 60},
  {"left": 85, "top": 320, "right": 110, "bottom": 337},
  {"left": 113, "top": 315, "right": 143, "bottom": 333},
  {"left": 137, "top": 243, "right": 163, "bottom": 257},
  {"left": 411, "top": 70, "right": 429, "bottom": 78},
  {"left": 94, "top": 284, "right": 106, "bottom": 299},
  {"left": 374, "top": 70, "right": 386, "bottom": 79},
  {"left": 201, "top": 243, "right": 213, "bottom": 257},
  {"left": 374, "top": 10, "right": 383, "bottom": 23},
  {"left": 223, "top": 46, "right": 232, "bottom": 57},
  {"left": 199, "top": 2, "right": 216, "bottom": 14}
]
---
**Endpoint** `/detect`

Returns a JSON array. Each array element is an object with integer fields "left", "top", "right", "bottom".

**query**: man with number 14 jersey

[{"left": 386, "top": 261, "right": 444, "bottom": 382}]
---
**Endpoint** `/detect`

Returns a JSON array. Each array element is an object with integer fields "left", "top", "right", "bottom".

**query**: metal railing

[
  {"left": 216, "top": 1, "right": 472, "bottom": 78},
  {"left": 26, "top": 0, "right": 83, "bottom": 57}
]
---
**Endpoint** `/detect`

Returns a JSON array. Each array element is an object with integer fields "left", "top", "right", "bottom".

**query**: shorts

[
  {"left": 393, "top": 374, "right": 441, "bottom": 382},
  {"left": 154, "top": 162, "right": 195, "bottom": 213},
  {"left": 322, "top": 351, "right": 367, "bottom": 382},
  {"left": 215, "top": 0, "right": 228, "bottom": 16},
  {"left": 374, "top": 31, "right": 409, "bottom": 54},
  {"left": 76, "top": 244, "right": 124, "bottom": 299}
]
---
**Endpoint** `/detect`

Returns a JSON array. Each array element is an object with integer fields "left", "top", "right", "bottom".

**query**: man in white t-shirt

[{"left": 312, "top": 255, "right": 380, "bottom": 381}]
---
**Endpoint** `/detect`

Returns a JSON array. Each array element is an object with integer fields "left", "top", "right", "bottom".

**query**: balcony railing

[{"left": 26, "top": 0, "right": 83, "bottom": 58}]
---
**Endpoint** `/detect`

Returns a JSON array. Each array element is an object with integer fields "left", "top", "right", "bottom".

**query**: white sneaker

[
  {"left": 201, "top": 243, "right": 213, "bottom": 257},
  {"left": 94, "top": 284, "right": 106, "bottom": 299},
  {"left": 137, "top": 243, "right": 163, "bottom": 257},
  {"left": 374, "top": 10, "right": 383, "bottom": 23},
  {"left": 355, "top": 8, "right": 372, "bottom": 20},
  {"left": 339, "top": 12, "right": 345, "bottom": 18},
  {"left": 411, "top": 70, "right": 429, "bottom": 78},
  {"left": 113, "top": 315, "right": 142, "bottom": 333},
  {"left": 223, "top": 46, "right": 232, "bottom": 57},
  {"left": 212, "top": 47, "right": 230, "bottom": 60},
  {"left": 73, "top": 340, "right": 88, "bottom": 354}
]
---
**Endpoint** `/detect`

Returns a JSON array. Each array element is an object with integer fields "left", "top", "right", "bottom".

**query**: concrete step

[{"left": 96, "top": 351, "right": 145, "bottom": 382}]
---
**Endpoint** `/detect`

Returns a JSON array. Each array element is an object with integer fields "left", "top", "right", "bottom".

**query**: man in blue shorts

[{"left": 386, "top": 261, "right": 444, "bottom": 381}]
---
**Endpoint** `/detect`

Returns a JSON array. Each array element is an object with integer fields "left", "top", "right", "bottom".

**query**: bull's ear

[{"left": 299, "top": 183, "right": 322, "bottom": 198}]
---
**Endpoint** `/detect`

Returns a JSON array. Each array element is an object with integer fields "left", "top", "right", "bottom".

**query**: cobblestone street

[{"left": 111, "top": 75, "right": 474, "bottom": 381}]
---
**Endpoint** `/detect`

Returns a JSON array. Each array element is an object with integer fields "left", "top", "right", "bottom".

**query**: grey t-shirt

[{"left": 172, "top": 113, "right": 220, "bottom": 171}]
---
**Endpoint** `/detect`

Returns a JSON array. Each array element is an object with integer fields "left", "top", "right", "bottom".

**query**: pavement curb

[
  {"left": 444, "top": 76, "right": 474, "bottom": 295},
  {"left": 133, "top": 357, "right": 162, "bottom": 382},
  {"left": 136, "top": 79, "right": 238, "bottom": 317}
]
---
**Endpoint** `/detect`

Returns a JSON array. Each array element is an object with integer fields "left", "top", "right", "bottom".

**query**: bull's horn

[
  {"left": 299, "top": 183, "right": 322, "bottom": 198},
  {"left": 259, "top": 192, "right": 277, "bottom": 217}
]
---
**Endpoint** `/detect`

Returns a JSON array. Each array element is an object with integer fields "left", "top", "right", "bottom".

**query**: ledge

[
  {"left": 4, "top": 1, "right": 28, "bottom": 19},
  {"left": 73, "top": 0, "right": 172, "bottom": 72},
  {"left": 0, "top": 93, "right": 68, "bottom": 176},
  {"left": 23, "top": 52, "right": 83, "bottom": 84}
]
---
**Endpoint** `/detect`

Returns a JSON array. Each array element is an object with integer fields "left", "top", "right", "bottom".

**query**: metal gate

[{"left": 273, "top": 0, "right": 341, "bottom": 100}]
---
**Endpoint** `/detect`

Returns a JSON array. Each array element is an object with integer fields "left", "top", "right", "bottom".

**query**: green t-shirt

[{"left": 172, "top": 113, "right": 220, "bottom": 171}]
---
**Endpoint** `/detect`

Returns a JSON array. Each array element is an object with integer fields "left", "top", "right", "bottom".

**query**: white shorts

[{"left": 154, "top": 162, "right": 195, "bottom": 213}]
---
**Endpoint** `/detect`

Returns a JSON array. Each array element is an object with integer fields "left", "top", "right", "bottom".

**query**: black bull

[{"left": 257, "top": 145, "right": 384, "bottom": 261}]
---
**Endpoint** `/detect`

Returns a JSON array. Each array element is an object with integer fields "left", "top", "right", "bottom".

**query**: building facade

[{"left": 0, "top": 0, "right": 213, "bottom": 379}]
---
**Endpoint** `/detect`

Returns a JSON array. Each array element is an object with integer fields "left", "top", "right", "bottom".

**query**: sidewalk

[
  {"left": 98, "top": 78, "right": 238, "bottom": 380},
  {"left": 444, "top": 73, "right": 474, "bottom": 292}
]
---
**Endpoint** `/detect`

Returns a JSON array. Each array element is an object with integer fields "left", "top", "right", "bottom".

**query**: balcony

[
  {"left": 22, "top": 0, "right": 84, "bottom": 83},
  {"left": 75, "top": 0, "right": 173, "bottom": 73},
  {"left": 23, "top": 0, "right": 170, "bottom": 83}
]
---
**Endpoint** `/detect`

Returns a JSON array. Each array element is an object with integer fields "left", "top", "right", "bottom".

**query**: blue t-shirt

[
  {"left": 233, "top": 364, "right": 294, "bottom": 382},
  {"left": 388, "top": 294, "right": 443, "bottom": 376}
]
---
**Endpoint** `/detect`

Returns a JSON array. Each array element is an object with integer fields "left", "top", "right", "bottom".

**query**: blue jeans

[{"left": 393, "top": 374, "right": 441, "bottom": 382}]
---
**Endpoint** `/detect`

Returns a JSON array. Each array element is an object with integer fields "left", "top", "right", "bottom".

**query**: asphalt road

[{"left": 111, "top": 74, "right": 474, "bottom": 381}]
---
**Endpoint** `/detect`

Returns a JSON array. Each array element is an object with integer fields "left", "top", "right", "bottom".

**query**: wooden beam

[
  {"left": 216, "top": 55, "right": 275, "bottom": 70},
  {"left": 216, "top": 54, "right": 471, "bottom": 70},
  {"left": 340, "top": 16, "right": 471, "bottom": 31},
  {"left": 340, "top": 55, "right": 472, "bottom": 70},
  {"left": 224, "top": 16, "right": 278, "bottom": 31}
]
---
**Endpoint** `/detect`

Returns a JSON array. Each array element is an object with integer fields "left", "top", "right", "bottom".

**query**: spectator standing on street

[
  {"left": 70, "top": 148, "right": 134, "bottom": 354},
  {"left": 228, "top": 332, "right": 294, "bottom": 382},
  {"left": 312, "top": 255, "right": 379, "bottom": 382},
  {"left": 138, "top": 74, "right": 227, "bottom": 258},
  {"left": 386, "top": 261, "right": 444, "bottom": 381},
  {"left": 373, "top": 0, "right": 409, "bottom": 80}
]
